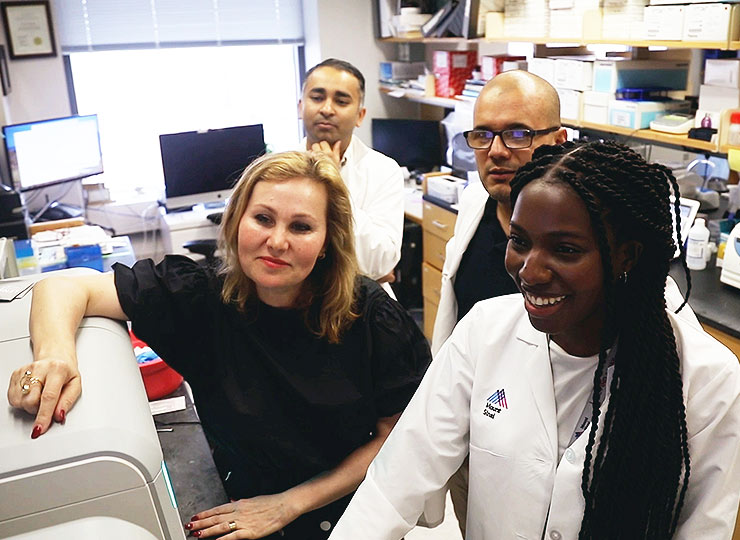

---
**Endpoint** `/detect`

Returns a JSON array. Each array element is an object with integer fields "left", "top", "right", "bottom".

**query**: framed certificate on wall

[{"left": 1, "top": 1, "right": 57, "bottom": 59}]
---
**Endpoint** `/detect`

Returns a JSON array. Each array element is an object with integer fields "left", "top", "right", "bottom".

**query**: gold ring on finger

[
  {"left": 20, "top": 376, "right": 42, "bottom": 395},
  {"left": 228, "top": 520, "right": 237, "bottom": 532}
]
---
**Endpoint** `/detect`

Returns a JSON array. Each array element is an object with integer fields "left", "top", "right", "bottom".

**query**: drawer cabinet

[{"left": 421, "top": 200, "right": 457, "bottom": 341}]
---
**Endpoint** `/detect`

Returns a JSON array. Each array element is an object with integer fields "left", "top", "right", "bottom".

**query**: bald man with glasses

[{"left": 427, "top": 70, "right": 566, "bottom": 535}]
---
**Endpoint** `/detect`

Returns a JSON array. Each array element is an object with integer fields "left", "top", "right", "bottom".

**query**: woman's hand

[
  {"left": 185, "top": 493, "right": 300, "bottom": 538},
  {"left": 7, "top": 359, "right": 81, "bottom": 438}
]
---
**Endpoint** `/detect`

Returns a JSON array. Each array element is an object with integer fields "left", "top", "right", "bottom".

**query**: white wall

[
  {"left": 302, "top": 0, "right": 419, "bottom": 144},
  {"left": 0, "top": 0, "right": 69, "bottom": 125}
]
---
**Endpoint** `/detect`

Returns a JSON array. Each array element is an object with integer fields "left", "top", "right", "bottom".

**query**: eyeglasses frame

[{"left": 463, "top": 126, "right": 562, "bottom": 150}]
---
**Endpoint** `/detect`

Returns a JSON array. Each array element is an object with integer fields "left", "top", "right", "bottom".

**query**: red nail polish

[
  {"left": 190, "top": 516, "right": 198, "bottom": 522},
  {"left": 192, "top": 531, "right": 201, "bottom": 538},
  {"left": 184, "top": 522, "right": 193, "bottom": 530},
  {"left": 31, "top": 425, "right": 42, "bottom": 439},
  {"left": 59, "top": 410, "right": 66, "bottom": 423}
]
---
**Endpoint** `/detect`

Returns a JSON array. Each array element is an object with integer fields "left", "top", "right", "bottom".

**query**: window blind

[{"left": 55, "top": 0, "right": 304, "bottom": 52}]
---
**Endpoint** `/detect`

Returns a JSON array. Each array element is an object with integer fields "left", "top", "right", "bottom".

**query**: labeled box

[
  {"left": 643, "top": 5, "right": 684, "bottom": 40},
  {"left": 608, "top": 99, "right": 690, "bottom": 130},
  {"left": 433, "top": 50, "right": 477, "bottom": 98},
  {"left": 683, "top": 3, "right": 732, "bottom": 42},
  {"left": 553, "top": 57, "right": 593, "bottom": 92}
]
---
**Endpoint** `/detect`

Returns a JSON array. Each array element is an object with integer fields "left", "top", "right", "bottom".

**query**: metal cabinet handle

[{"left": 431, "top": 220, "right": 448, "bottom": 230}]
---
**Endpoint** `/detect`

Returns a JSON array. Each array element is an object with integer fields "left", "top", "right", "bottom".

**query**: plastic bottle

[
  {"left": 729, "top": 112, "right": 740, "bottom": 147},
  {"left": 686, "top": 218, "right": 710, "bottom": 271},
  {"left": 700, "top": 113, "right": 712, "bottom": 129}
]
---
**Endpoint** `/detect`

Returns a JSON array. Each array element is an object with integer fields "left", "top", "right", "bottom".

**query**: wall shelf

[
  {"left": 380, "top": 85, "right": 723, "bottom": 155},
  {"left": 382, "top": 36, "right": 733, "bottom": 50}
]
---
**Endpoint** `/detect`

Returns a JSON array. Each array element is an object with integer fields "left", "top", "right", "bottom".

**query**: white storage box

[
  {"left": 643, "top": 5, "right": 684, "bottom": 40},
  {"left": 557, "top": 88, "right": 584, "bottom": 123},
  {"left": 583, "top": 91, "right": 614, "bottom": 124},
  {"left": 528, "top": 57, "right": 556, "bottom": 87},
  {"left": 704, "top": 59, "right": 740, "bottom": 89},
  {"left": 554, "top": 57, "right": 594, "bottom": 92},
  {"left": 698, "top": 84, "right": 740, "bottom": 113},
  {"left": 683, "top": 3, "right": 732, "bottom": 42},
  {"left": 427, "top": 175, "right": 467, "bottom": 204},
  {"left": 592, "top": 59, "right": 689, "bottom": 93},
  {"left": 608, "top": 99, "right": 690, "bottom": 130}
]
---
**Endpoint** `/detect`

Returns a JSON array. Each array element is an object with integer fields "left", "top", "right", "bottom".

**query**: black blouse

[{"left": 113, "top": 256, "right": 431, "bottom": 539}]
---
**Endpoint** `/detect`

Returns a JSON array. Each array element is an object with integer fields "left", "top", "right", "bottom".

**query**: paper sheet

[{"left": 149, "top": 395, "right": 186, "bottom": 416}]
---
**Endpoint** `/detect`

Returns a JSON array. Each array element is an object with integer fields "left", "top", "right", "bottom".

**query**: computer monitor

[
  {"left": 159, "top": 124, "right": 266, "bottom": 211},
  {"left": 371, "top": 119, "right": 444, "bottom": 172},
  {"left": 3, "top": 114, "right": 103, "bottom": 192}
]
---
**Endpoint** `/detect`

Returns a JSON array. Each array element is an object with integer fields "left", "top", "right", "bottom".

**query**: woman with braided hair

[{"left": 329, "top": 140, "right": 740, "bottom": 540}]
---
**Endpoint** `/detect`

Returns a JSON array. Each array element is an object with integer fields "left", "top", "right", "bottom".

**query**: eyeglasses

[{"left": 463, "top": 126, "right": 561, "bottom": 150}]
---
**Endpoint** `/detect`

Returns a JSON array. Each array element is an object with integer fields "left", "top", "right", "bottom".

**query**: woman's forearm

[{"left": 283, "top": 413, "right": 401, "bottom": 519}]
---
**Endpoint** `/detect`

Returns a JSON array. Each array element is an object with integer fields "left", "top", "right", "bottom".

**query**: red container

[
  {"left": 433, "top": 50, "right": 477, "bottom": 98},
  {"left": 139, "top": 357, "right": 183, "bottom": 401},
  {"left": 130, "top": 330, "right": 183, "bottom": 400}
]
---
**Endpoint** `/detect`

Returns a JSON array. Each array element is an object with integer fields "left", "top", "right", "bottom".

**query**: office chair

[{"left": 182, "top": 212, "right": 223, "bottom": 267}]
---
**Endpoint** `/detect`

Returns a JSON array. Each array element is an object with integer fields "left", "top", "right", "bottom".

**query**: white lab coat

[
  {"left": 330, "top": 295, "right": 740, "bottom": 540},
  {"left": 302, "top": 135, "right": 404, "bottom": 282},
  {"left": 432, "top": 181, "right": 700, "bottom": 355}
]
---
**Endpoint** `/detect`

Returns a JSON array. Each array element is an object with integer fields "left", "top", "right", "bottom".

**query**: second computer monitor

[
  {"left": 159, "top": 123, "right": 265, "bottom": 211},
  {"left": 371, "top": 119, "right": 444, "bottom": 173}
]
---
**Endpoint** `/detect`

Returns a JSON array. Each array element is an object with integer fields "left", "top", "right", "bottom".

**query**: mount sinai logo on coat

[{"left": 483, "top": 388, "right": 507, "bottom": 420}]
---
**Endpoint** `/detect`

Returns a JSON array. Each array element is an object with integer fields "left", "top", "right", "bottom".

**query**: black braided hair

[{"left": 509, "top": 140, "right": 691, "bottom": 539}]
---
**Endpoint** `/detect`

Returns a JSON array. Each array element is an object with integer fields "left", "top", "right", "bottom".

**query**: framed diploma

[{"left": 1, "top": 1, "right": 57, "bottom": 59}]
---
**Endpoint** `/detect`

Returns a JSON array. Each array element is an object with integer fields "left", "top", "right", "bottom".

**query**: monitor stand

[{"left": 32, "top": 200, "right": 83, "bottom": 223}]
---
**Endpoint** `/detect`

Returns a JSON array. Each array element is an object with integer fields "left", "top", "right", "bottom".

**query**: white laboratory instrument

[
  {"left": 0, "top": 270, "right": 186, "bottom": 539},
  {"left": 649, "top": 113, "right": 695, "bottom": 134},
  {"left": 720, "top": 222, "right": 740, "bottom": 290}
]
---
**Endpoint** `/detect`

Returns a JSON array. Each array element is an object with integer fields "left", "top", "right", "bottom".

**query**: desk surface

[{"left": 156, "top": 384, "right": 228, "bottom": 524}]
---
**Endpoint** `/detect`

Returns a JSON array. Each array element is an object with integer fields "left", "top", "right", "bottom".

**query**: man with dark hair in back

[{"left": 299, "top": 59, "right": 403, "bottom": 291}]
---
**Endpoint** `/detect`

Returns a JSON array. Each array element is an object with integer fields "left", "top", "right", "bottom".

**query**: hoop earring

[
  {"left": 318, "top": 252, "right": 326, "bottom": 260},
  {"left": 618, "top": 271, "right": 628, "bottom": 286}
]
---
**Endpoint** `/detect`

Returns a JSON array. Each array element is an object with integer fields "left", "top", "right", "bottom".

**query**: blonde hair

[{"left": 219, "top": 150, "right": 358, "bottom": 343}]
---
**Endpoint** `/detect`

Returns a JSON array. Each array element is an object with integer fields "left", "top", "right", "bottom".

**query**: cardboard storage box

[
  {"left": 433, "top": 50, "right": 477, "bottom": 98},
  {"left": 592, "top": 59, "right": 689, "bottom": 93}
]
